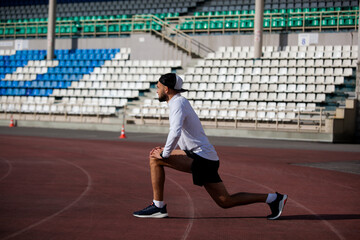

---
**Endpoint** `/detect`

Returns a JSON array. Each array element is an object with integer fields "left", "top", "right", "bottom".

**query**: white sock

[
  {"left": 153, "top": 200, "right": 164, "bottom": 208},
  {"left": 266, "top": 193, "right": 277, "bottom": 203}
]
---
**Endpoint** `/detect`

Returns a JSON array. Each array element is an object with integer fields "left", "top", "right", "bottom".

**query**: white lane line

[
  {"left": 112, "top": 159, "right": 195, "bottom": 240},
  {"left": 167, "top": 176, "right": 195, "bottom": 240},
  {"left": 1, "top": 158, "right": 92, "bottom": 240},
  {"left": 223, "top": 172, "right": 345, "bottom": 240},
  {"left": 0, "top": 158, "right": 13, "bottom": 183}
]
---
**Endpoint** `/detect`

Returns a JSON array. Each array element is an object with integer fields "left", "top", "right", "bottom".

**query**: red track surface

[{"left": 0, "top": 135, "right": 359, "bottom": 240}]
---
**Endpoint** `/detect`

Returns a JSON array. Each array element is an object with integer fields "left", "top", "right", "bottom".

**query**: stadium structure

[{"left": 0, "top": 0, "right": 359, "bottom": 142}]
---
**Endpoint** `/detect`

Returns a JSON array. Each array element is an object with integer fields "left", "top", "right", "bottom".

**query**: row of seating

[
  {"left": 60, "top": 97, "right": 128, "bottom": 106},
  {"left": 70, "top": 81, "right": 150, "bottom": 89},
  {"left": 1, "top": 87, "right": 53, "bottom": 96},
  {"left": 142, "top": 98, "right": 317, "bottom": 110},
  {"left": 1, "top": 103, "right": 117, "bottom": 115},
  {"left": 205, "top": 0, "right": 357, "bottom": 8},
  {"left": 82, "top": 74, "right": 161, "bottom": 82},
  {"left": 180, "top": 16, "right": 358, "bottom": 31},
  {"left": 52, "top": 89, "right": 139, "bottom": 98},
  {"left": 217, "top": 45, "right": 357, "bottom": 52},
  {"left": 183, "top": 82, "right": 336, "bottom": 93},
  {"left": 0, "top": 95, "right": 128, "bottom": 106},
  {"left": 182, "top": 91, "right": 327, "bottom": 102},
  {"left": 1, "top": 80, "right": 70, "bottom": 88},
  {"left": 199, "top": 59, "right": 356, "bottom": 68},
  {"left": 184, "top": 75, "right": 345, "bottom": 85},
  {"left": 186, "top": 67, "right": 354, "bottom": 77},
  {"left": 103, "top": 60, "right": 181, "bottom": 67},
  {"left": 206, "top": 50, "right": 358, "bottom": 60}
]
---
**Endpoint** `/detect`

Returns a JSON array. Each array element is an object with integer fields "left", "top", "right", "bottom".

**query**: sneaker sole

[
  {"left": 268, "top": 195, "right": 288, "bottom": 220},
  {"left": 133, "top": 212, "right": 168, "bottom": 218}
]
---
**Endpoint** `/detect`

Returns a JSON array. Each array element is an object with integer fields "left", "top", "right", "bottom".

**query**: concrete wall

[
  {"left": 192, "top": 31, "right": 358, "bottom": 50},
  {"left": 0, "top": 33, "right": 194, "bottom": 66},
  {"left": 0, "top": 31, "right": 357, "bottom": 61}
]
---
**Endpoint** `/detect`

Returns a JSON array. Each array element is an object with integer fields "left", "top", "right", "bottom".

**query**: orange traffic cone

[
  {"left": 9, "top": 117, "right": 15, "bottom": 128},
  {"left": 119, "top": 125, "right": 126, "bottom": 139}
]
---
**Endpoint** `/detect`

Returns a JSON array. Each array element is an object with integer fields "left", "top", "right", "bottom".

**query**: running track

[{"left": 0, "top": 131, "right": 359, "bottom": 240}]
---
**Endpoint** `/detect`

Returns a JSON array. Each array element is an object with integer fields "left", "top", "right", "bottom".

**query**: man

[{"left": 133, "top": 73, "right": 287, "bottom": 220}]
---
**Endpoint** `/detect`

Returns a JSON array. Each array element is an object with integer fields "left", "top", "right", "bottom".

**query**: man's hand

[{"left": 150, "top": 146, "right": 163, "bottom": 159}]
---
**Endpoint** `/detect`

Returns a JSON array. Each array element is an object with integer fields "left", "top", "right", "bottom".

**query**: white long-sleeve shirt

[{"left": 161, "top": 94, "right": 219, "bottom": 161}]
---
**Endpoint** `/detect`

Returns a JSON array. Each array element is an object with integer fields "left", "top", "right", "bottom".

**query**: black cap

[{"left": 158, "top": 73, "right": 187, "bottom": 92}]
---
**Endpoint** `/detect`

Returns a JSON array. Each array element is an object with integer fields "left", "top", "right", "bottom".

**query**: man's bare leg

[
  {"left": 149, "top": 149, "right": 193, "bottom": 201},
  {"left": 204, "top": 182, "right": 267, "bottom": 209}
]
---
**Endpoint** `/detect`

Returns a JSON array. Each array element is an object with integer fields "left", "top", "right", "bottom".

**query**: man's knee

[
  {"left": 216, "top": 199, "right": 232, "bottom": 209},
  {"left": 149, "top": 156, "right": 162, "bottom": 167}
]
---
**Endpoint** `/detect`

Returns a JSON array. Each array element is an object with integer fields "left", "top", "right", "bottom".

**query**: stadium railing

[{"left": 0, "top": 9, "right": 358, "bottom": 39}]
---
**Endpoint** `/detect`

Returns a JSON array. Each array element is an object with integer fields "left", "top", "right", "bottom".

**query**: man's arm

[{"left": 161, "top": 102, "right": 185, "bottom": 158}]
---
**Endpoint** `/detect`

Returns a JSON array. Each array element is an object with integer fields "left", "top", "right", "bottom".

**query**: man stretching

[{"left": 133, "top": 73, "right": 287, "bottom": 220}]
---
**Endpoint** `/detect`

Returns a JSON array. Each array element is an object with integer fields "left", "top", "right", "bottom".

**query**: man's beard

[{"left": 158, "top": 93, "right": 168, "bottom": 102}]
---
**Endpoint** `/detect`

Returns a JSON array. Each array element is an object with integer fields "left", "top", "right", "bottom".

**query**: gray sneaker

[{"left": 267, "top": 192, "right": 288, "bottom": 220}]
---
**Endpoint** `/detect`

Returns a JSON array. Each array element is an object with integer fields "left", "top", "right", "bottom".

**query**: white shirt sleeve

[{"left": 161, "top": 100, "right": 186, "bottom": 158}]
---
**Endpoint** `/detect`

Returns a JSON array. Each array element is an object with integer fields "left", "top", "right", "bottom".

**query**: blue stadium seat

[
  {"left": 5, "top": 81, "right": 12, "bottom": 87},
  {"left": 0, "top": 88, "right": 6, "bottom": 95},
  {"left": 31, "top": 81, "right": 38, "bottom": 88},
  {"left": 69, "top": 74, "right": 77, "bottom": 81},
  {"left": 13, "top": 88, "right": 19, "bottom": 95},
  {"left": 5, "top": 88, "right": 13, "bottom": 95},
  {"left": 56, "top": 74, "right": 63, "bottom": 80},
  {"left": 38, "top": 81, "right": 45, "bottom": 88},
  {"left": 0, "top": 81, "right": 6, "bottom": 87},
  {"left": 31, "top": 89, "right": 40, "bottom": 96},
  {"left": 18, "top": 81, "right": 25, "bottom": 88},
  {"left": 44, "top": 81, "right": 51, "bottom": 88},
  {"left": 24, "top": 81, "right": 32, "bottom": 88},
  {"left": 36, "top": 74, "right": 45, "bottom": 80},
  {"left": 12, "top": 81, "right": 19, "bottom": 87},
  {"left": 50, "top": 74, "right": 57, "bottom": 81},
  {"left": 50, "top": 81, "right": 58, "bottom": 88},
  {"left": 46, "top": 89, "right": 53, "bottom": 95},
  {"left": 39, "top": 89, "right": 46, "bottom": 96},
  {"left": 19, "top": 89, "right": 26, "bottom": 95},
  {"left": 58, "top": 81, "right": 65, "bottom": 88},
  {"left": 25, "top": 89, "right": 32, "bottom": 96}
]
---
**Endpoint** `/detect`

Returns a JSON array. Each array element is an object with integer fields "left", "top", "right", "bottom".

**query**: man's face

[{"left": 157, "top": 81, "right": 168, "bottom": 102}]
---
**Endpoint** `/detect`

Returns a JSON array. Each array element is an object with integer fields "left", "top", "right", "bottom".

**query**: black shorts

[{"left": 185, "top": 150, "right": 222, "bottom": 186}]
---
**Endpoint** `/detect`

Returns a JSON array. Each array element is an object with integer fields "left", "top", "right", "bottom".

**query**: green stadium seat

[
  {"left": 134, "top": 23, "right": 144, "bottom": 30},
  {"left": 109, "top": 25, "right": 119, "bottom": 32},
  {"left": 195, "top": 21, "right": 204, "bottom": 30},
  {"left": 38, "top": 27, "right": 47, "bottom": 34},
  {"left": 26, "top": 27, "right": 36, "bottom": 34},
  {"left": 327, "top": 17, "right": 337, "bottom": 26},
  {"left": 210, "top": 21, "right": 223, "bottom": 29},
  {"left": 5, "top": 28, "right": 15, "bottom": 35},
  {"left": 16, "top": 27, "right": 25, "bottom": 34},
  {"left": 84, "top": 25, "right": 94, "bottom": 33},
  {"left": 120, "top": 24, "right": 130, "bottom": 32},
  {"left": 263, "top": 19, "right": 270, "bottom": 27},
  {"left": 96, "top": 25, "right": 107, "bottom": 32}
]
